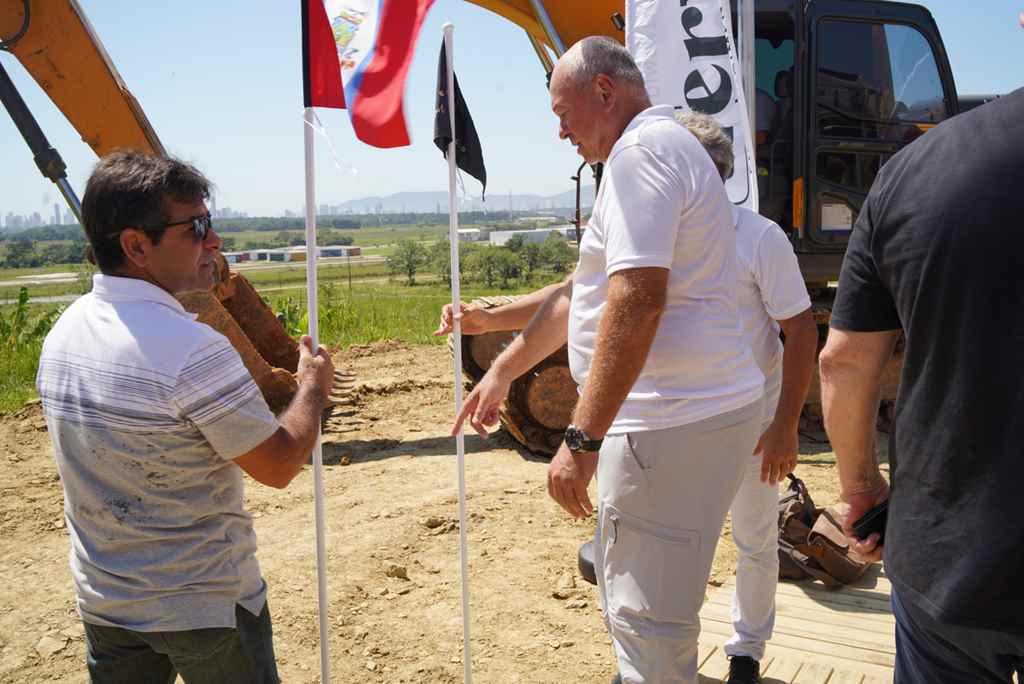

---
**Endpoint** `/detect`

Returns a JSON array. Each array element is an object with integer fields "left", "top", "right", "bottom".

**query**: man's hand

[
  {"left": 839, "top": 477, "right": 890, "bottom": 563},
  {"left": 296, "top": 335, "right": 334, "bottom": 402},
  {"left": 547, "top": 443, "right": 598, "bottom": 519},
  {"left": 451, "top": 369, "right": 512, "bottom": 438},
  {"left": 754, "top": 419, "right": 799, "bottom": 485},
  {"left": 433, "top": 302, "right": 493, "bottom": 337}
]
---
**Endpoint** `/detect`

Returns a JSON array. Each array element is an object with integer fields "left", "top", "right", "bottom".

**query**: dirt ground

[{"left": 0, "top": 343, "right": 886, "bottom": 683}]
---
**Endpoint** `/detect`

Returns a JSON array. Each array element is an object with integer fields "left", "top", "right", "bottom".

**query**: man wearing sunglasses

[{"left": 35, "top": 150, "right": 334, "bottom": 683}]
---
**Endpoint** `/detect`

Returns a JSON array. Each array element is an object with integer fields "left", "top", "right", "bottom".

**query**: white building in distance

[{"left": 489, "top": 225, "right": 577, "bottom": 247}]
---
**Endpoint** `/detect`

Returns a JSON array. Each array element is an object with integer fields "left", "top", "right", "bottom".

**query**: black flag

[{"left": 434, "top": 39, "right": 486, "bottom": 199}]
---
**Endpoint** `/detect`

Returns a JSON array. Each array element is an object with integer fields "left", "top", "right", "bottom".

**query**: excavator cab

[
  {"left": 468, "top": 0, "right": 960, "bottom": 287},
  {"left": 746, "top": 0, "right": 958, "bottom": 284}
]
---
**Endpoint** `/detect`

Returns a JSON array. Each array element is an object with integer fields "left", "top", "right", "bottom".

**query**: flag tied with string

[
  {"left": 433, "top": 39, "right": 487, "bottom": 199},
  {"left": 302, "top": 0, "right": 434, "bottom": 148}
]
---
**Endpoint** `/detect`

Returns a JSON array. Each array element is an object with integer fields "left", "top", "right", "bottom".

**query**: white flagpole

[
  {"left": 302, "top": 105, "right": 332, "bottom": 684},
  {"left": 443, "top": 22, "right": 473, "bottom": 684}
]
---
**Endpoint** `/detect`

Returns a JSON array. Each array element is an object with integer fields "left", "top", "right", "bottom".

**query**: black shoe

[{"left": 726, "top": 656, "right": 761, "bottom": 684}]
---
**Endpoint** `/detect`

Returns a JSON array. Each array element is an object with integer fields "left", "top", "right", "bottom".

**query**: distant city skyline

[{"left": 1, "top": 0, "right": 1021, "bottom": 218}]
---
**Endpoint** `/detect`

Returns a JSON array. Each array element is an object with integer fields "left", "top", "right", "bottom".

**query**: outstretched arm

[
  {"left": 434, "top": 274, "right": 573, "bottom": 336},
  {"left": 234, "top": 336, "right": 335, "bottom": 488},
  {"left": 451, "top": 277, "right": 574, "bottom": 437}
]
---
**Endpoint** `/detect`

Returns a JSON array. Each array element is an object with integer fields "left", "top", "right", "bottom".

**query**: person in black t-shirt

[{"left": 819, "top": 88, "right": 1024, "bottom": 683}]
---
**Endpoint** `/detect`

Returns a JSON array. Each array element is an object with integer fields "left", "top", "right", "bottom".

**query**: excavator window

[{"left": 816, "top": 20, "right": 948, "bottom": 141}]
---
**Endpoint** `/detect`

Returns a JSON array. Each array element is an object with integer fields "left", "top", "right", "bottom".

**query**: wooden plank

[
  {"left": 699, "top": 618, "right": 896, "bottom": 668},
  {"left": 792, "top": 662, "right": 834, "bottom": 683},
  {"left": 700, "top": 602, "right": 895, "bottom": 653},
  {"left": 860, "top": 675, "right": 891, "bottom": 684},
  {"left": 699, "top": 646, "right": 732, "bottom": 680},
  {"left": 705, "top": 592, "right": 895, "bottom": 632},
  {"left": 698, "top": 630, "right": 895, "bottom": 679},
  {"left": 724, "top": 578, "right": 893, "bottom": 608},
  {"left": 697, "top": 641, "right": 718, "bottom": 670},
  {"left": 757, "top": 581, "right": 894, "bottom": 614},
  {"left": 762, "top": 656, "right": 803, "bottom": 684},
  {"left": 722, "top": 575, "right": 892, "bottom": 601},
  {"left": 828, "top": 668, "right": 866, "bottom": 684}
]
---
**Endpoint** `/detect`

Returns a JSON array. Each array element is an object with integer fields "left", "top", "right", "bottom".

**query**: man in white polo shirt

[
  {"left": 36, "top": 151, "right": 334, "bottom": 683},
  {"left": 443, "top": 111, "right": 817, "bottom": 683},
  {"left": 452, "top": 38, "right": 766, "bottom": 682}
]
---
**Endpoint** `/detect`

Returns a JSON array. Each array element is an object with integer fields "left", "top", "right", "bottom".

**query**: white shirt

[
  {"left": 732, "top": 206, "right": 812, "bottom": 424},
  {"left": 37, "top": 275, "right": 279, "bottom": 631},
  {"left": 569, "top": 105, "right": 765, "bottom": 435}
]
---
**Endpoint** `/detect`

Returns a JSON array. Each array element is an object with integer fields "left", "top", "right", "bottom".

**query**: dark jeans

[
  {"left": 84, "top": 603, "right": 279, "bottom": 684},
  {"left": 893, "top": 586, "right": 1024, "bottom": 683}
]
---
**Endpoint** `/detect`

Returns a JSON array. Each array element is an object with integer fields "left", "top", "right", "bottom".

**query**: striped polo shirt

[{"left": 37, "top": 274, "right": 280, "bottom": 632}]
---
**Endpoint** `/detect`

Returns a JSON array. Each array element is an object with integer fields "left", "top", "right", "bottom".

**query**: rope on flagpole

[
  {"left": 302, "top": 110, "right": 360, "bottom": 177},
  {"left": 443, "top": 22, "right": 473, "bottom": 684},
  {"left": 303, "top": 106, "right": 332, "bottom": 684}
]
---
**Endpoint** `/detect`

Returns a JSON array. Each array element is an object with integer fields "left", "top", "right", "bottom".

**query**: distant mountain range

[{"left": 332, "top": 186, "right": 595, "bottom": 214}]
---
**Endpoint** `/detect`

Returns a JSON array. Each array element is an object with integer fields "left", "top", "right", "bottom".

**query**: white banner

[{"left": 626, "top": 0, "right": 758, "bottom": 211}]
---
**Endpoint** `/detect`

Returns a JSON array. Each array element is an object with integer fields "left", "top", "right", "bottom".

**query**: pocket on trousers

[
  {"left": 601, "top": 503, "right": 703, "bottom": 626},
  {"left": 624, "top": 432, "right": 651, "bottom": 471}
]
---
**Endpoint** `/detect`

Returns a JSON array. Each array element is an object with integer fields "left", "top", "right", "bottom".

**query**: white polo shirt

[
  {"left": 569, "top": 105, "right": 765, "bottom": 434},
  {"left": 37, "top": 274, "right": 280, "bottom": 632},
  {"left": 733, "top": 206, "right": 812, "bottom": 424}
]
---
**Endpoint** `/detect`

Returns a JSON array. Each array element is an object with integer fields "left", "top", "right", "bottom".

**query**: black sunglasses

[{"left": 139, "top": 213, "right": 213, "bottom": 242}]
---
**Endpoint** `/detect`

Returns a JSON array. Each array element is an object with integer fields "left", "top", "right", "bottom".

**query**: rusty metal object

[
  {"left": 177, "top": 289, "right": 299, "bottom": 413},
  {"left": 179, "top": 254, "right": 356, "bottom": 413},
  {"left": 220, "top": 272, "right": 300, "bottom": 373}
]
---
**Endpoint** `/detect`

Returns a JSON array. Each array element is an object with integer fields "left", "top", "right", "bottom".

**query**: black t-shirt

[{"left": 831, "top": 88, "right": 1024, "bottom": 633}]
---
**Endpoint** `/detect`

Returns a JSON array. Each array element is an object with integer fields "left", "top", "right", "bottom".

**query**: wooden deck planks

[{"left": 696, "top": 564, "right": 897, "bottom": 683}]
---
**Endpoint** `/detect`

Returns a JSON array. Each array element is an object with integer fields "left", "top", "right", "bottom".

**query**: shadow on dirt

[{"left": 321, "top": 429, "right": 551, "bottom": 466}]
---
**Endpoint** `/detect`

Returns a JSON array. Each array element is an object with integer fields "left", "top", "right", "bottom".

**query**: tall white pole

[
  {"left": 443, "top": 22, "right": 473, "bottom": 684},
  {"left": 738, "top": 0, "right": 757, "bottom": 144},
  {"left": 302, "top": 106, "right": 331, "bottom": 684}
]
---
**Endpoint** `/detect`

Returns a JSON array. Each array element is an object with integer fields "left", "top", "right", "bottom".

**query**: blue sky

[{"left": 1, "top": 0, "right": 1021, "bottom": 218}]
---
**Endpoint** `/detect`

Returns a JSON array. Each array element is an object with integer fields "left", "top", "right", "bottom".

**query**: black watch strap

[{"left": 565, "top": 425, "right": 603, "bottom": 454}]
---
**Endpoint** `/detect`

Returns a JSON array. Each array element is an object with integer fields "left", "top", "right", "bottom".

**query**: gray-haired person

[
  {"left": 438, "top": 108, "right": 817, "bottom": 683},
  {"left": 449, "top": 37, "right": 768, "bottom": 682},
  {"left": 37, "top": 151, "right": 334, "bottom": 683}
]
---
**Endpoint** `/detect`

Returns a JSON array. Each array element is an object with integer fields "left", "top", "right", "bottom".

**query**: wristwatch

[{"left": 564, "top": 425, "right": 603, "bottom": 455}]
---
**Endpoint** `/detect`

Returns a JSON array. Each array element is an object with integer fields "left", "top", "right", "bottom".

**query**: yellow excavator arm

[
  {"left": 466, "top": 0, "right": 623, "bottom": 53},
  {"left": 1, "top": 0, "right": 163, "bottom": 156},
  {"left": 1, "top": 0, "right": 622, "bottom": 160}
]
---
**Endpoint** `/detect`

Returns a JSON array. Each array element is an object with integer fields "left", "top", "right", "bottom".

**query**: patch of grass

[
  {"left": 0, "top": 289, "right": 63, "bottom": 412},
  {"left": 0, "top": 341, "right": 43, "bottom": 412}
]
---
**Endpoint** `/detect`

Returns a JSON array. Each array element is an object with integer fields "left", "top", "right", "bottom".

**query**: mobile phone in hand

[{"left": 852, "top": 500, "right": 889, "bottom": 545}]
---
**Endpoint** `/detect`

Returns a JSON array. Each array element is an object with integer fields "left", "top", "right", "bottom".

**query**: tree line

[{"left": 387, "top": 233, "right": 577, "bottom": 288}]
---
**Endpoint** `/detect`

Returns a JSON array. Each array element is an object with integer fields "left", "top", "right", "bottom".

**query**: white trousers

[
  {"left": 723, "top": 423, "right": 780, "bottom": 662},
  {"left": 595, "top": 399, "right": 764, "bottom": 684}
]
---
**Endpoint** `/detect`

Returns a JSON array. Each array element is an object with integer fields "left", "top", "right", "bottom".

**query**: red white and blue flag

[{"left": 301, "top": 0, "right": 435, "bottom": 148}]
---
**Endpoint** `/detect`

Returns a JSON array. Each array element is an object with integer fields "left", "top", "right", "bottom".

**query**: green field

[{"left": 0, "top": 257, "right": 569, "bottom": 412}]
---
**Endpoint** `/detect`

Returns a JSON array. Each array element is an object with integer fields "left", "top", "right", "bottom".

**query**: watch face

[{"left": 565, "top": 427, "right": 583, "bottom": 451}]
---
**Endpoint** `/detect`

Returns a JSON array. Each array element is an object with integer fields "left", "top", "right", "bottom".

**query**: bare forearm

[
  {"left": 490, "top": 280, "right": 572, "bottom": 382},
  {"left": 774, "top": 314, "right": 818, "bottom": 429},
  {"left": 271, "top": 379, "right": 327, "bottom": 480},
  {"left": 485, "top": 278, "right": 569, "bottom": 332},
  {"left": 574, "top": 273, "right": 665, "bottom": 438},
  {"left": 820, "top": 329, "right": 898, "bottom": 495}
]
